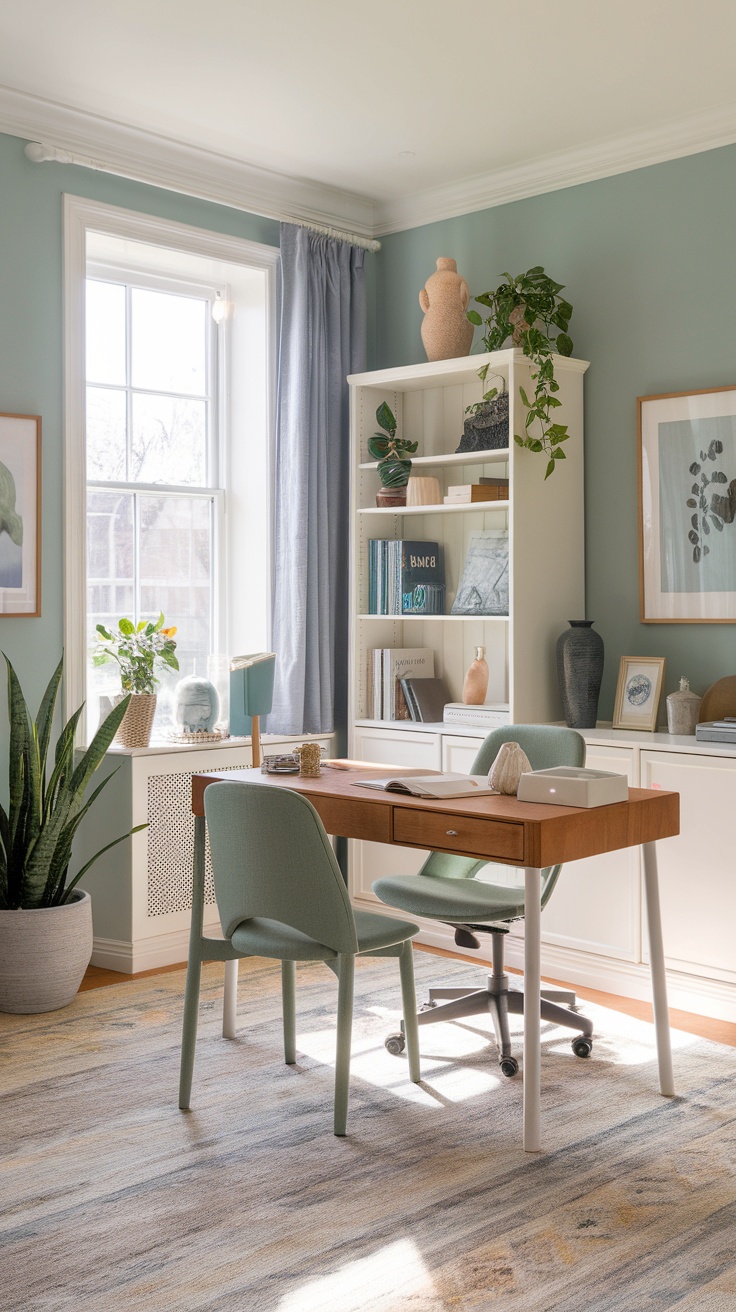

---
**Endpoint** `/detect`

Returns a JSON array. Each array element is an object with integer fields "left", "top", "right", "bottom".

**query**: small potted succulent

[
  {"left": 368, "top": 403, "right": 418, "bottom": 507},
  {"left": 0, "top": 655, "right": 144, "bottom": 1013},
  {"left": 93, "top": 614, "right": 179, "bottom": 748}
]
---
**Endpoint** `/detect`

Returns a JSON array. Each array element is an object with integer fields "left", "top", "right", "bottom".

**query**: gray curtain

[{"left": 268, "top": 223, "right": 367, "bottom": 739}]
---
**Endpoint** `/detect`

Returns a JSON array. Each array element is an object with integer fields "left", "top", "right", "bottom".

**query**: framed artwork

[
  {"left": 612, "top": 656, "right": 666, "bottom": 732},
  {"left": 0, "top": 414, "right": 41, "bottom": 617},
  {"left": 638, "top": 385, "right": 736, "bottom": 622}
]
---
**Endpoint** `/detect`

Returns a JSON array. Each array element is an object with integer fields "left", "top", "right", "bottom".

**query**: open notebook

[{"left": 352, "top": 773, "right": 494, "bottom": 799}]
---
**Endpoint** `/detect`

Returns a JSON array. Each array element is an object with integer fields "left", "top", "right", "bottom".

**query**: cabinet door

[
  {"left": 539, "top": 744, "right": 640, "bottom": 961},
  {"left": 349, "top": 728, "right": 440, "bottom": 903},
  {"left": 641, "top": 750, "right": 736, "bottom": 981},
  {"left": 441, "top": 733, "right": 487, "bottom": 774}
]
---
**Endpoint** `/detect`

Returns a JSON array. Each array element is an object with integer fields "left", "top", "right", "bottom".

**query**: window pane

[
  {"left": 86, "top": 386, "right": 127, "bottom": 481},
  {"left": 86, "top": 280, "right": 126, "bottom": 386},
  {"left": 139, "top": 494, "right": 213, "bottom": 734},
  {"left": 86, "top": 490, "right": 135, "bottom": 725},
  {"left": 131, "top": 288, "right": 206, "bottom": 395},
  {"left": 131, "top": 393, "right": 206, "bottom": 485}
]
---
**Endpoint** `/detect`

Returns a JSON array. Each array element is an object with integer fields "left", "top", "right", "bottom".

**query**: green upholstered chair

[
  {"left": 179, "top": 780, "right": 421, "bottom": 1136},
  {"left": 372, "top": 725, "right": 594, "bottom": 1078}
]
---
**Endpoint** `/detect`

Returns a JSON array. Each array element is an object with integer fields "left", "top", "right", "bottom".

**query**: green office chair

[
  {"left": 372, "top": 725, "right": 594, "bottom": 1077},
  {"left": 179, "top": 781, "right": 421, "bottom": 1136}
]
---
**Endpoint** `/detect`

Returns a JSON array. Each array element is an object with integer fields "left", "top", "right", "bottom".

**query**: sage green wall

[
  {"left": 372, "top": 145, "right": 736, "bottom": 719},
  {"left": 0, "top": 129, "right": 279, "bottom": 716}
]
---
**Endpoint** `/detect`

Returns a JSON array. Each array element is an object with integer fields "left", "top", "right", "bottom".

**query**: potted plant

[
  {"left": 0, "top": 655, "right": 145, "bottom": 1013},
  {"left": 467, "top": 266, "right": 574, "bottom": 479},
  {"left": 93, "top": 613, "right": 179, "bottom": 748},
  {"left": 368, "top": 403, "right": 418, "bottom": 507}
]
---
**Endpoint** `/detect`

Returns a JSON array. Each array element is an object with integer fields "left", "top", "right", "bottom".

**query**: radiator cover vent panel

[{"left": 146, "top": 766, "right": 246, "bottom": 918}]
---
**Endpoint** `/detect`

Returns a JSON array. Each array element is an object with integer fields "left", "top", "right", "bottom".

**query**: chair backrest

[
  {"left": 204, "top": 781, "right": 359, "bottom": 954},
  {"left": 418, "top": 725, "right": 586, "bottom": 893}
]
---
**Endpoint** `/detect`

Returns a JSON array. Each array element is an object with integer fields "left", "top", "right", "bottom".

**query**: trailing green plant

[
  {"left": 367, "top": 403, "right": 418, "bottom": 489},
  {"left": 0, "top": 655, "right": 146, "bottom": 910},
  {"left": 93, "top": 613, "right": 179, "bottom": 695},
  {"left": 467, "top": 266, "right": 574, "bottom": 479}
]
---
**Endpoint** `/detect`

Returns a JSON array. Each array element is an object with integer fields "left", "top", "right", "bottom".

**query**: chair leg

[
  {"left": 334, "top": 953, "right": 355, "bottom": 1136},
  {"left": 540, "top": 996, "right": 593, "bottom": 1036},
  {"left": 222, "top": 958, "right": 239, "bottom": 1039},
  {"left": 282, "top": 960, "right": 296, "bottom": 1064},
  {"left": 179, "top": 953, "right": 202, "bottom": 1110},
  {"left": 398, "top": 942, "right": 421, "bottom": 1083}
]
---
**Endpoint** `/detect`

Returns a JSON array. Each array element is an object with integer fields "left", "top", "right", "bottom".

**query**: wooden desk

[{"left": 191, "top": 763, "right": 680, "bottom": 1152}]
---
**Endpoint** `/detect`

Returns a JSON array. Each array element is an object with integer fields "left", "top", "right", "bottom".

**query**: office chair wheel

[
  {"left": 572, "top": 1037, "right": 593, "bottom": 1059},
  {"left": 385, "top": 1033, "right": 406, "bottom": 1056},
  {"left": 499, "top": 1056, "right": 519, "bottom": 1078}
]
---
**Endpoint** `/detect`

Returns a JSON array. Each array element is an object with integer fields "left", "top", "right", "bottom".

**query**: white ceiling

[{"left": 2, "top": 0, "right": 736, "bottom": 235}]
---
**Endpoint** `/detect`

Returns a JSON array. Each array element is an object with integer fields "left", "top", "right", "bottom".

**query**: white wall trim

[
  {"left": 6, "top": 83, "right": 736, "bottom": 241},
  {"left": 0, "top": 83, "right": 376, "bottom": 237},
  {"left": 91, "top": 922, "right": 219, "bottom": 974},
  {"left": 62, "top": 194, "right": 280, "bottom": 726},
  {"left": 372, "top": 103, "right": 736, "bottom": 235}
]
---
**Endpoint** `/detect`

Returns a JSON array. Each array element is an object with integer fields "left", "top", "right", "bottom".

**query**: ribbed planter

[
  {"left": 0, "top": 890, "right": 93, "bottom": 1014},
  {"left": 556, "top": 620, "right": 604, "bottom": 729},
  {"left": 115, "top": 693, "right": 157, "bottom": 748}
]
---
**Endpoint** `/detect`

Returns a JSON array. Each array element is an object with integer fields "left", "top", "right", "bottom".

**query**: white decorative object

[
  {"left": 0, "top": 891, "right": 93, "bottom": 1014},
  {"left": 517, "top": 766, "right": 629, "bottom": 808},
  {"left": 487, "top": 741, "right": 532, "bottom": 795},
  {"left": 666, "top": 676, "right": 701, "bottom": 736},
  {"left": 173, "top": 675, "right": 219, "bottom": 734}
]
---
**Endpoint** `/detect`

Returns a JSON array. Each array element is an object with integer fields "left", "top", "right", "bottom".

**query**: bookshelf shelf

[
  {"left": 358, "top": 501, "right": 510, "bottom": 517},
  {"left": 356, "top": 613, "right": 509, "bottom": 623},
  {"left": 358, "top": 449, "right": 510, "bottom": 471}
]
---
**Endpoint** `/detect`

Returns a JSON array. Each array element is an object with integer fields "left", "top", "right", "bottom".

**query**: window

[
  {"left": 63, "top": 197, "right": 279, "bottom": 740},
  {"left": 85, "top": 271, "right": 222, "bottom": 732}
]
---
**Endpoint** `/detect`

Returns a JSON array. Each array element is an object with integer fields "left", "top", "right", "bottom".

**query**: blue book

[{"left": 401, "top": 540, "right": 445, "bottom": 615}]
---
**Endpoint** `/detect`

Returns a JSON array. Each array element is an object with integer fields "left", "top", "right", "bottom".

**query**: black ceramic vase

[{"left": 556, "top": 620, "right": 604, "bottom": 729}]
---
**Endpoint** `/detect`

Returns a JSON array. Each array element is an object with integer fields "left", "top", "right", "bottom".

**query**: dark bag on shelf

[{"left": 456, "top": 390, "right": 509, "bottom": 453}]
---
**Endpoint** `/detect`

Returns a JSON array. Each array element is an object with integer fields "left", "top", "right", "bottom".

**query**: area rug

[{"left": 1, "top": 953, "right": 735, "bottom": 1312}]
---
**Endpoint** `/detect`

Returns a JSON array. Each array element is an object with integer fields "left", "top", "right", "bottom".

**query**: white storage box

[{"left": 516, "top": 766, "right": 629, "bottom": 808}]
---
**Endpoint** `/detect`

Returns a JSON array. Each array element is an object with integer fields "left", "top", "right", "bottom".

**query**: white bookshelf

[{"left": 347, "top": 348, "right": 590, "bottom": 736}]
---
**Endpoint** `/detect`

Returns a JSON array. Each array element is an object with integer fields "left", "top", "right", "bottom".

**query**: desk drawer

[{"left": 393, "top": 808, "right": 524, "bottom": 862}]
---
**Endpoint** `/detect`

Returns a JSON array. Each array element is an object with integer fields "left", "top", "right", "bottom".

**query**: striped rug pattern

[{"left": 1, "top": 953, "right": 735, "bottom": 1311}]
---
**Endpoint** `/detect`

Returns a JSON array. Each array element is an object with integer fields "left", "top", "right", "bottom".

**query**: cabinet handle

[{"left": 446, "top": 829, "right": 459, "bottom": 836}]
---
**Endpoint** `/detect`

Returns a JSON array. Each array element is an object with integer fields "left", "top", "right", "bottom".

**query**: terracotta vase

[
  {"left": 462, "top": 646, "right": 489, "bottom": 704},
  {"left": 419, "top": 258, "right": 474, "bottom": 362}
]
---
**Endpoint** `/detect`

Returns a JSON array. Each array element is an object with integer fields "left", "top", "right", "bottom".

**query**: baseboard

[
  {"left": 91, "top": 918, "right": 221, "bottom": 974},
  {"left": 354, "top": 899, "right": 736, "bottom": 1025}
]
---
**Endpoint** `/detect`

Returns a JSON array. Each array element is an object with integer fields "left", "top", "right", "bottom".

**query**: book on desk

[{"left": 353, "top": 773, "right": 494, "bottom": 799}]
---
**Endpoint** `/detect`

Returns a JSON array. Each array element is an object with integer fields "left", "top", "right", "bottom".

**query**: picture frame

[
  {"left": 612, "top": 656, "right": 666, "bottom": 732},
  {"left": 638, "top": 384, "right": 736, "bottom": 622},
  {"left": 0, "top": 414, "right": 41, "bottom": 617}
]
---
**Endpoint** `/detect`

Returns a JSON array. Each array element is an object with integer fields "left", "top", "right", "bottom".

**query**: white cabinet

[
  {"left": 539, "top": 744, "right": 639, "bottom": 961},
  {"left": 640, "top": 750, "right": 736, "bottom": 983},
  {"left": 349, "top": 727, "right": 436, "bottom": 907}
]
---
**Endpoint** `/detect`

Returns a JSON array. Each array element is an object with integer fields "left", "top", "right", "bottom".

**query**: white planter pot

[{"left": 0, "top": 890, "right": 93, "bottom": 1014}]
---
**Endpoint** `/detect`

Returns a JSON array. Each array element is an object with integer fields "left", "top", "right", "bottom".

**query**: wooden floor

[{"left": 81, "top": 943, "right": 736, "bottom": 1048}]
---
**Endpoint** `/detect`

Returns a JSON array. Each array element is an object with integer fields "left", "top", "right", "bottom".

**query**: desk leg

[
  {"left": 642, "top": 841, "right": 675, "bottom": 1098},
  {"left": 523, "top": 866, "right": 542, "bottom": 1153}
]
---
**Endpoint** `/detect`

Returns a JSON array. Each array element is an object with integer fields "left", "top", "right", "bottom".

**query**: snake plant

[{"left": 0, "top": 654, "right": 145, "bottom": 910}]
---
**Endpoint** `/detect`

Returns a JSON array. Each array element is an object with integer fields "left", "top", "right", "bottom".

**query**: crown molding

[
  {"left": 0, "top": 84, "right": 377, "bottom": 237},
  {"left": 373, "top": 102, "right": 736, "bottom": 235}
]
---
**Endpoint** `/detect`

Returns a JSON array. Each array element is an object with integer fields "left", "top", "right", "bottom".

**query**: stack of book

[
  {"left": 443, "top": 701, "right": 510, "bottom": 728},
  {"left": 444, "top": 477, "right": 509, "bottom": 505},
  {"left": 368, "top": 539, "right": 445, "bottom": 615},
  {"left": 368, "top": 647, "right": 434, "bottom": 720}
]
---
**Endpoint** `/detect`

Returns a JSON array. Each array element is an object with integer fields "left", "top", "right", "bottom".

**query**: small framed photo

[
  {"left": 639, "top": 384, "right": 736, "bottom": 622},
  {"left": 612, "top": 656, "right": 666, "bottom": 732},
  {"left": 0, "top": 413, "right": 41, "bottom": 616}
]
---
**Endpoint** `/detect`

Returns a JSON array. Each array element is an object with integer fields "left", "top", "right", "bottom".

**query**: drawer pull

[{"left": 446, "top": 829, "right": 459, "bottom": 836}]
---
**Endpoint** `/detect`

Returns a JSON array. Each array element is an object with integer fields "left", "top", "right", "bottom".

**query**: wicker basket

[{"left": 115, "top": 693, "right": 157, "bottom": 748}]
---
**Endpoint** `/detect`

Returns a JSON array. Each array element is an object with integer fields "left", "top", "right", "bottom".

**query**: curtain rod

[
  {"left": 24, "top": 141, "right": 381, "bottom": 253},
  {"left": 288, "top": 218, "right": 380, "bottom": 253}
]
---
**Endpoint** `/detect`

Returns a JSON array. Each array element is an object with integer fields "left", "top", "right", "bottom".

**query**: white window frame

[{"left": 63, "top": 195, "right": 279, "bottom": 734}]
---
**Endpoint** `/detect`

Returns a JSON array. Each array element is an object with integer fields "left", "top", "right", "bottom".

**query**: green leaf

[
  {"left": 513, "top": 434, "right": 524, "bottom": 446},
  {"left": 519, "top": 386, "right": 531, "bottom": 408},
  {"left": 552, "top": 448, "right": 566, "bottom": 460},
  {"left": 467, "top": 310, "right": 483, "bottom": 325},
  {"left": 545, "top": 459, "right": 556, "bottom": 479},
  {"left": 477, "top": 363, "right": 489, "bottom": 381},
  {"left": 556, "top": 333, "right": 573, "bottom": 357},
  {"left": 118, "top": 617, "right": 135, "bottom": 636},
  {"left": 95, "top": 624, "right": 112, "bottom": 639},
  {"left": 375, "top": 402, "right": 396, "bottom": 436}
]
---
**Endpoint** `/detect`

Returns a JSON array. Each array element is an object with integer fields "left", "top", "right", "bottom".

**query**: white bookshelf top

[
  {"left": 348, "top": 350, "right": 589, "bottom": 393},
  {"left": 356, "top": 613, "right": 509, "bottom": 622}
]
